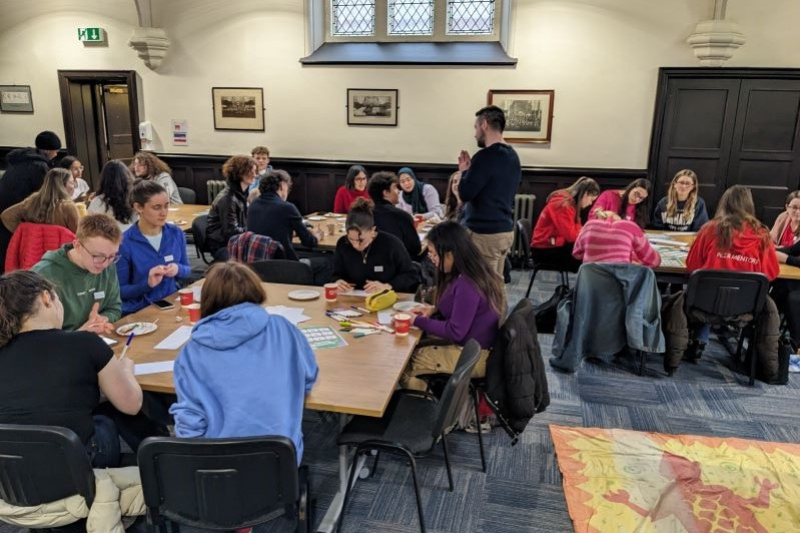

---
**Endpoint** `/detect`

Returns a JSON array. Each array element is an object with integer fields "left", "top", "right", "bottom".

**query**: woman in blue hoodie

[
  {"left": 169, "top": 262, "right": 318, "bottom": 464},
  {"left": 116, "top": 180, "right": 190, "bottom": 314}
]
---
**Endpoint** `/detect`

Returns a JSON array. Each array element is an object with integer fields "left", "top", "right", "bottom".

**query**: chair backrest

[
  {"left": 432, "top": 339, "right": 482, "bottom": 438},
  {"left": 516, "top": 219, "right": 532, "bottom": 265},
  {"left": 0, "top": 424, "right": 95, "bottom": 508},
  {"left": 250, "top": 259, "right": 314, "bottom": 285},
  {"left": 227, "top": 232, "right": 284, "bottom": 264},
  {"left": 684, "top": 269, "right": 769, "bottom": 321},
  {"left": 191, "top": 214, "right": 210, "bottom": 252},
  {"left": 178, "top": 187, "right": 196, "bottom": 204},
  {"left": 138, "top": 436, "right": 299, "bottom": 530},
  {"left": 206, "top": 180, "right": 226, "bottom": 203}
]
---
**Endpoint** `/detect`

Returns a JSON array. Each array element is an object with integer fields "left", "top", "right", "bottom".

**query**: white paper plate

[
  {"left": 393, "top": 301, "right": 421, "bottom": 312},
  {"left": 307, "top": 216, "right": 326, "bottom": 221},
  {"left": 116, "top": 322, "right": 158, "bottom": 336},
  {"left": 288, "top": 290, "right": 320, "bottom": 301},
  {"left": 325, "top": 212, "right": 339, "bottom": 218}
]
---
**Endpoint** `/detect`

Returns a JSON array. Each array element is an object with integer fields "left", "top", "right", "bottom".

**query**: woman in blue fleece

[
  {"left": 169, "top": 262, "right": 318, "bottom": 464},
  {"left": 116, "top": 180, "right": 190, "bottom": 314}
]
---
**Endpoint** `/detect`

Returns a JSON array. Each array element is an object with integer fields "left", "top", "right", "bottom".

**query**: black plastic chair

[
  {"left": 177, "top": 187, "right": 196, "bottom": 205},
  {"left": 683, "top": 269, "right": 770, "bottom": 386},
  {"left": 0, "top": 424, "right": 95, "bottom": 531},
  {"left": 190, "top": 214, "right": 214, "bottom": 264},
  {"left": 336, "top": 339, "right": 482, "bottom": 533},
  {"left": 138, "top": 436, "right": 311, "bottom": 533},
  {"left": 251, "top": 259, "right": 314, "bottom": 285},
  {"left": 518, "top": 219, "right": 570, "bottom": 299}
]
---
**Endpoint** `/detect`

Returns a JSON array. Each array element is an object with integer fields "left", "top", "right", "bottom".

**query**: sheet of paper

[
  {"left": 264, "top": 305, "right": 312, "bottom": 325},
  {"left": 100, "top": 336, "right": 118, "bottom": 346},
  {"left": 134, "top": 360, "right": 175, "bottom": 376},
  {"left": 648, "top": 237, "right": 688, "bottom": 248},
  {"left": 154, "top": 326, "right": 193, "bottom": 350},
  {"left": 340, "top": 289, "right": 370, "bottom": 298}
]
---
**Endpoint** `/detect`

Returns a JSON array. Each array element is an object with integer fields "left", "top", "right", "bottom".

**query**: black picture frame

[
  {"left": 347, "top": 89, "right": 399, "bottom": 126},
  {"left": 0, "top": 85, "right": 34, "bottom": 113},
  {"left": 211, "top": 87, "right": 265, "bottom": 131}
]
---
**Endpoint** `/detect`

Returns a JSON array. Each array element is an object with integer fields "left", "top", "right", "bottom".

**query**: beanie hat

[{"left": 35, "top": 131, "right": 62, "bottom": 150}]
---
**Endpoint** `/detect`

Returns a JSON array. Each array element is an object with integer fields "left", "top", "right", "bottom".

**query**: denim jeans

[
  {"left": 695, "top": 324, "right": 711, "bottom": 344},
  {"left": 85, "top": 415, "right": 121, "bottom": 468}
]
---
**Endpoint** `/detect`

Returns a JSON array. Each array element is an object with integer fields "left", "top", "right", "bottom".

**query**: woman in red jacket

[
  {"left": 333, "top": 165, "right": 370, "bottom": 214},
  {"left": 531, "top": 176, "right": 600, "bottom": 272},
  {"left": 685, "top": 185, "right": 779, "bottom": 358}
]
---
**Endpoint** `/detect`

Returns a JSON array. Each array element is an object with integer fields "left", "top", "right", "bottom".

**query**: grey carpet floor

[{"left": 2, "top": 264, "right": 798, "bottom": 533}]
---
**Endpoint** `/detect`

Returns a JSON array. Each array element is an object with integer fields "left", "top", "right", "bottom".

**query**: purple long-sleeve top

[{"left": 413, "top": 275, "right": 499, "bottom": 349}]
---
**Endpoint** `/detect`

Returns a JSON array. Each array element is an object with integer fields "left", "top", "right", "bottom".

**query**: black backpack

[{"left": 534, "top": 284, "right": 572, "bottom": 334}]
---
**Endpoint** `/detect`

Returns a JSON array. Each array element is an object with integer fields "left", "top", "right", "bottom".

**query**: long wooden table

[
  {"left": 167, "top": 203, "right": 209, "bottom": 232},
  {"left": 295, "top": 212, "right": 432, "bottom": 252}
]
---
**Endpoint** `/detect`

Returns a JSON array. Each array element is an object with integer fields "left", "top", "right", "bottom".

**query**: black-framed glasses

[{"left": 79, "top": 241, "right": 121, "bottom": 265}]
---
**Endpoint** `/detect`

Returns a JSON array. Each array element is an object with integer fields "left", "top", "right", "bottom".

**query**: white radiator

[
  {"left": 511, "top": 194, "right": 536, "bottom": 261},
  {"left": 206, "top": 180, "right": 226, "bottom": 203}
]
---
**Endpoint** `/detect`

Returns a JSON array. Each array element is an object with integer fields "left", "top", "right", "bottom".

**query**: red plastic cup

[
  {"left": 179, "top": 288, "right": 193, "bottom": 307},
  {"left": 414, "top": 214, "right": 425, "bottom": 228},
  {"left": 324, "top": 283, "right": 338, "bottom": 302},
  {"left": 187, "top": 303, "right": 201, "bottom": 324},
  {"left": 394, "top": 313, "right": 412, "bottom": 336}
]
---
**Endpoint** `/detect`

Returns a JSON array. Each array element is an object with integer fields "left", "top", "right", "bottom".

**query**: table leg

[{"left": 316, "top": 413, "right": 367, "bottom": 533}]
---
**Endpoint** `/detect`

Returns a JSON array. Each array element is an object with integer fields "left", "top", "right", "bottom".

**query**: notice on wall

[{"left": 171, "top": 119, "right": 188, "bottom": 145}]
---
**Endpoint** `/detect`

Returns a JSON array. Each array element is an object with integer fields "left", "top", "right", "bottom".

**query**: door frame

[{"left": 57, "top": 70, "right": 141, "bottom": 159}]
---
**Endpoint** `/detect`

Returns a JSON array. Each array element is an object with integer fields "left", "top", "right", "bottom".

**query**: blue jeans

[
  {"left": 695, "top": 324, "right": 711, "bottom": 344},
  {"left": 85, "top": 415, "right": 121, "bottom": 468}
]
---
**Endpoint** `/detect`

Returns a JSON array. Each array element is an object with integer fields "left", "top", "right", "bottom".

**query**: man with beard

[{"left": 457, "top": 106, "right": 521, "bottom": 278}]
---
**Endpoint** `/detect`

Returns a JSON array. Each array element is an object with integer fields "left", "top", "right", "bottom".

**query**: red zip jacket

[
  {"left": 532, "top": 191, "right": 581, "bottom": 248},
  {"left": 686, "top": 221, "right": 779, "bottom": 281}
]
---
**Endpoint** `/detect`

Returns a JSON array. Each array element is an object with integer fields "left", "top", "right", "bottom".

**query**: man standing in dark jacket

[
  {"left": 0, "top": 130, "right": 62, "bottom": 273},
  {"left": 368, "top": 171, "right": 422, "bottom": 259}
]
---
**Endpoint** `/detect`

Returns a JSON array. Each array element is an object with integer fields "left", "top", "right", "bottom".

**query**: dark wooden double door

[{"left": 649, "top": 68, "right": 800, "bottom": 226}]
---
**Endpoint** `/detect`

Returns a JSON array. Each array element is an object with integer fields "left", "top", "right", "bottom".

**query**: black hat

[{"left": 35, "top": 131, "right": 62, "bottom": 150}]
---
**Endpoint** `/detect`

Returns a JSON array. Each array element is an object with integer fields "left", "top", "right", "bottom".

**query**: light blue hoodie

[{"left": 169, "top": 302, "right": 318, "bottom": 463}]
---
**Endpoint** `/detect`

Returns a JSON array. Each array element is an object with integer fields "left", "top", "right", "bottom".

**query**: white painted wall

[{"left": 0, "top": 0, "right": 798, "bottom": 168}]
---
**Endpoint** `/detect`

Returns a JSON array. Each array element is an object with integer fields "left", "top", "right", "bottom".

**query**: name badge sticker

[
  {"left": 374, "top": 265, "right": 384, "bottom": 273},
  {"left": 93, "top": 291, "right": 106, "bottom": 300},
  {"left": 164, "top": 255, "right": 174, "bottom": 262}
]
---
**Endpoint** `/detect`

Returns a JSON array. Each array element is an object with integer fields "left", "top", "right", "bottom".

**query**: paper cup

[
  {"left": 414, "top": 214, "right": 425, "bottom": 228},
  {"left": 326, "top": 223, "right": 336, "bottom": 236},
  {"left": 394, "top": 313, "right": 412, "bottom": 336},
  {"left": 179, "top": 288, "right": 194, "bottom": 307},
  {"left": 187, "top": 303, "right": 201, "bottom": 324},
  {"left": 324, "top": 283, "right": 338, "bottom": 302}
]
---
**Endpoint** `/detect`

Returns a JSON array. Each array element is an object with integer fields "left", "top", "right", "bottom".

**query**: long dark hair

[
  {"left": 97, "top": 160, "right": 134, "bottom": 224},
  {"left": 619, "top": 178, "right": 652, "bottom": 228},
  {"left": 713, "top": 185, "right": 770, "bottom": 251},
  {"left": 0, "top": 271, "right": 56, "bottom": 349},
  {"left": 344, "top": 165, "right": 367, "bottom": 191},
  {"left": 426, "top": 221, "right": 504, "bottom": 315},
  {"left": 444, "top": 171, "right": 462, "bottom": 221},
  {"left": 549, "top": 176, "right": 600, "bottom": 223},
  {"left": 58, "top": 155, "right": 80, "bottom": 171}
]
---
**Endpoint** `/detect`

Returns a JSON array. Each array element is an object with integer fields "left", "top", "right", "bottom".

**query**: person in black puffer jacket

[{"left": 206, "top": 155, "right": 257, "bottom": 261}]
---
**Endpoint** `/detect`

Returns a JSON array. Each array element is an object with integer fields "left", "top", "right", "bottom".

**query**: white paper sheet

[
  {"left": 100, "top": 336, "right": 118, "bottom": 346},
  {"left": 340, "top": 289, "right": 370, "bottom": 298},
  {"left": 154, "top": 326, "right": 193, "bottom": 350},
  {"left": 264, "top": 305, "right": 312, "bottom": 325},
  {"left": 134, "top": 360, "right": 175, "bottom": 375}
]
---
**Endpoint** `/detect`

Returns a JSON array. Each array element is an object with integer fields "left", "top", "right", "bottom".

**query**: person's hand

[
  {"left": 314, "top": 228, "right": 326, "bottom": 241},
  {"left": 117, "top": 355, "right": 135, "bottom": 374},
  {"left": 364, "top": 281, "right": 391, "bottom": 293},
  {"left": 164, "top": 263, "right": 180, "bottom": 278},
  {"left": 777, "top": 251, "right": 789, "bottom": 264},
  {"left": 336, "top": 279, "right": 354, "bottom": 293},
  {"left": 247, "top": 188, "right": 261, "bottom": 204},
  {"left": 410, "top": 304, "right": 434, "bottom": 318},
  {"left": 148, "top": 265, "right": 167, "bottom": 288},
  {"left": 79, "top": 303, "right": 114, "bottom": 335},
  {"left": 458, "top": 150, "right": 471, "bottom": 172}
]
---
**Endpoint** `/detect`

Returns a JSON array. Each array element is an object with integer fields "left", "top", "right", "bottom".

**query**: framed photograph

[
  {"left": 211, "top": 87, "right": 264, "bottom": 131},
  {"left": 347, "top": 89, "right": 399, "bottom": 126},
  {"left": 487, "top": 90, "right": 554, "bottom": 144},
  {"left": 0, "top": 85, "right": 34, "bottom": 113}
]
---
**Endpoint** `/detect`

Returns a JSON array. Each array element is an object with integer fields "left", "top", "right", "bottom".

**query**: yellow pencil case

[{"left": 365, "top": 289, "right": 398, "bottom": 312}]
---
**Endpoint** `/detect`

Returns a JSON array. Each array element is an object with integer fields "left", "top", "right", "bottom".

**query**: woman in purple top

[{"left": 400, "top": 221, "right": 503, "bottom": 391}]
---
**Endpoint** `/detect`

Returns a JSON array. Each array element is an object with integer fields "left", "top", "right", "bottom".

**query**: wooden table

[
  {"left": 167, "top": 204, "right": 209, "bottom": 232},
  {"left": 295, "top": 212, "right": 431, "bottom": 252}
]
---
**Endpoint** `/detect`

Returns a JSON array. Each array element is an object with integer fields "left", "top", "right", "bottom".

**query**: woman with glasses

[
  {"left": 131, "top": 151, "right": 183, "bottom": 205},
  {"left": 333, "top": 198, "right": 420, "bottom": 294},
  {"left": 116, "top": 180, "right": 190, "bottom": 315},
  {"left": 652, "top": 170, "right": 709, "bottom": 232},
  {"left": 1, "top": 168, "right": 80, "bottom": 234},
  {"left": 769, "top": 191, "right": 800, "bottom": 345},
  {"left": 770, "top": 191, "right": 800, "bottom": 247},
  {"left": 59, "top": 155, "right": 91, "bottom": 201},
  {"left": 333, "top": 165, "right": 370, "bottom": 214},
  {"left": 589, "top": 178, "right": 652, "bottom": 229}
]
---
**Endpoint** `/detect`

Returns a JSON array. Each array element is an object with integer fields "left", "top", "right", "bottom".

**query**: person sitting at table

[
  {"left": 531, "top": 176, "right": 600, "bottom": 273},
  {"left": 1, "top": 168, "right": 80, "bottom": 235},
  {"left": 443, "top": 171, "right": 465, "bottom": 223},
  {"left": 400, "top": 221, "right": 502, "bottom": 391},
  {"left": 88, "top": 160, "right": 138, "bottom": 232},
  {"left": 685, "top": 185, "right": 779, "bottom": 359},
  {"left": 333, "top": 165, "right": 369, "bottom": 214},
  {"left": 770, "top": 191, "right": 800, "bottom": 247},
  {"left": 589, "top": 178, "right": 652, "bottom": 228},
  {"left": 59, "top": 155, "right": 91, "bottom": 201},
  {"left": 246, "top": 145, "right": 273, "bottom": 203},
  {"left": 116, "top": 180, "right": 190, "bottom": 315},
  {"left": 206, "top": 155, "right": 257, "bottom": 261},
  {"left": 572, "top": 216, "right": 661, "bottom": 267},
  {"left": 0, "top": 270, "right": 143, "bottom": 467},
  {"left": 32, "top": 213, "right": 122, "bottom": 333},
  {"left": 367, "top": 171, "right": 422, "bottom": 259},
  {"left": 652, "top": 169, "right": 709, "bottom": 232},
  {"left": 396, "top": 167, "right": 444, "bottom": 220},
  {"left": 131, "top": 151, "right": 183, "bottom": 205},
  {"left": 247, "top": 169, "right": 332, "bottom": 285},
  {"left": 170, "top": 261, "right": 318, "bottom": 464},
  {"left": 333, "top": 198, "right": 420, "bottom": 294}
]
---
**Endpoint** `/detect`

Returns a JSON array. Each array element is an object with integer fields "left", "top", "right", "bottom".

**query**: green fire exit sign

[{"left": 78, "top": 27, "right": 105, "bottom": 42}]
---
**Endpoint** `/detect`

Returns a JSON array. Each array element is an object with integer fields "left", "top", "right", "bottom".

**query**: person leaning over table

[
  {"left": 333, "top": 164, "right": 370, "bottom": 214},
  {"left": 651, "top": 169, "right": 709, "bottom": 232},
  {"left": 206, "top": 155, "right": 257, "bottom": 261},
  {"left": 88, "top": 160, "right": 138, "bottom": 232},
  {"left": 0, "top": 270, "right": 143, "bottom": 468},
  {"left": 1, "top": 167, "right": 80, "bottom": 235},
  {"left": 116, "top": 180, "right": 190, "bottom": 315},
  {"left": 572, "top": 216, "right": 661, "bottom": 267},
  {"left": 400, "top": 221, "right": 502, "bottom": 391},
  {"left": 332, "top": 198, "right": 420, "bottom": 294},
  {"left": 589, "top": 178, "right": 652, "bottom": 228},
  {"left": 396, "top": 166, "right": 444, "bottom": 220},
  {"left": 367, "top": 170, "right": 423, "bottom": 259},
  {"left": 31, "top": 213, "right": 122, "bottom": 333},
  {"left": 170, "top": 261, "right": 318, "bottom": 465}
]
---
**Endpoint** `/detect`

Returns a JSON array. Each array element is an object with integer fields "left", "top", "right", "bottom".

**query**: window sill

[{"left": 300, "top": 41, "right": 517, "bottom": 66}]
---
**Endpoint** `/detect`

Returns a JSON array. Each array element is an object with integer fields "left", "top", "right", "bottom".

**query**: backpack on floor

[{"left": 534, "top": 284, "right": 571, "bottom": 334}]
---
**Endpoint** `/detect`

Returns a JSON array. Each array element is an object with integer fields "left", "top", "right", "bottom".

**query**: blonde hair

[
  {"left": 22, "top": 168, "right": 72, "bottom": 224},
  {"left": 76, "top": 213, "right": 122, "bottom": 244},
  {"left": 666, "top": 169, "right": 699, "bottom": 220}
]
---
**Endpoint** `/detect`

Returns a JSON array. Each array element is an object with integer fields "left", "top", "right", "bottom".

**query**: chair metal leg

[
  {"left": 471, "top": 385, "right": 487, "bottom": 473},
  {"left": 441, "top": 434, "right": 454, "bottom": 492},
  {"left": 370, "top": 450, "right": 380, "bottom": 478},
  {"left": 638, "top": 350, "right": 646, "bottom": 376},
  {"left": 404, "top": 451, "right": 427, "bottom": 533},
  {"left": 748, "top": 327, "right": 757, "bottom": 387},
  {"left": 336, "top": 448, "right": 362, "bottom": 533},
  {"left": 560, "top": 271, "right": 570, "bottom": 288},
  {"left": 525, "top": 268, "right": 538, "bottom": 298},
  {"left": 297, "top": 466, "right": 311, "bottom": 533}
]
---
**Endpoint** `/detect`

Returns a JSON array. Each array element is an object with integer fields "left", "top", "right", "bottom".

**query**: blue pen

[{"left": 120, "top": 332, "right": 135, "bottom": 360}]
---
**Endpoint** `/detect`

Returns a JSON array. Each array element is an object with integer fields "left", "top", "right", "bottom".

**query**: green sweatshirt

[{"left": 31, "top": 244, "right": 122, "bottom": 331}]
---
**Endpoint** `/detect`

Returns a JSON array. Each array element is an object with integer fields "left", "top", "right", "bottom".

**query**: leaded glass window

[
  {"left": 331, "top": 0, "right": 376, "bottom": 36},
  {"left": 447, "top": 0, "right": 495, "bottom": 35},
  {"left": 388, "top": 0, "right": 434, "bottom": 36}
]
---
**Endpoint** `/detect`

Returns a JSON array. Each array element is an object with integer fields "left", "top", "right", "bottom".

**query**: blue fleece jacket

[
  {"left": 116, "top": 222, "right": 191, "bottom": 314},
  {"left": 169, "top": 303, "right": 318, "bottom": 463}
]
